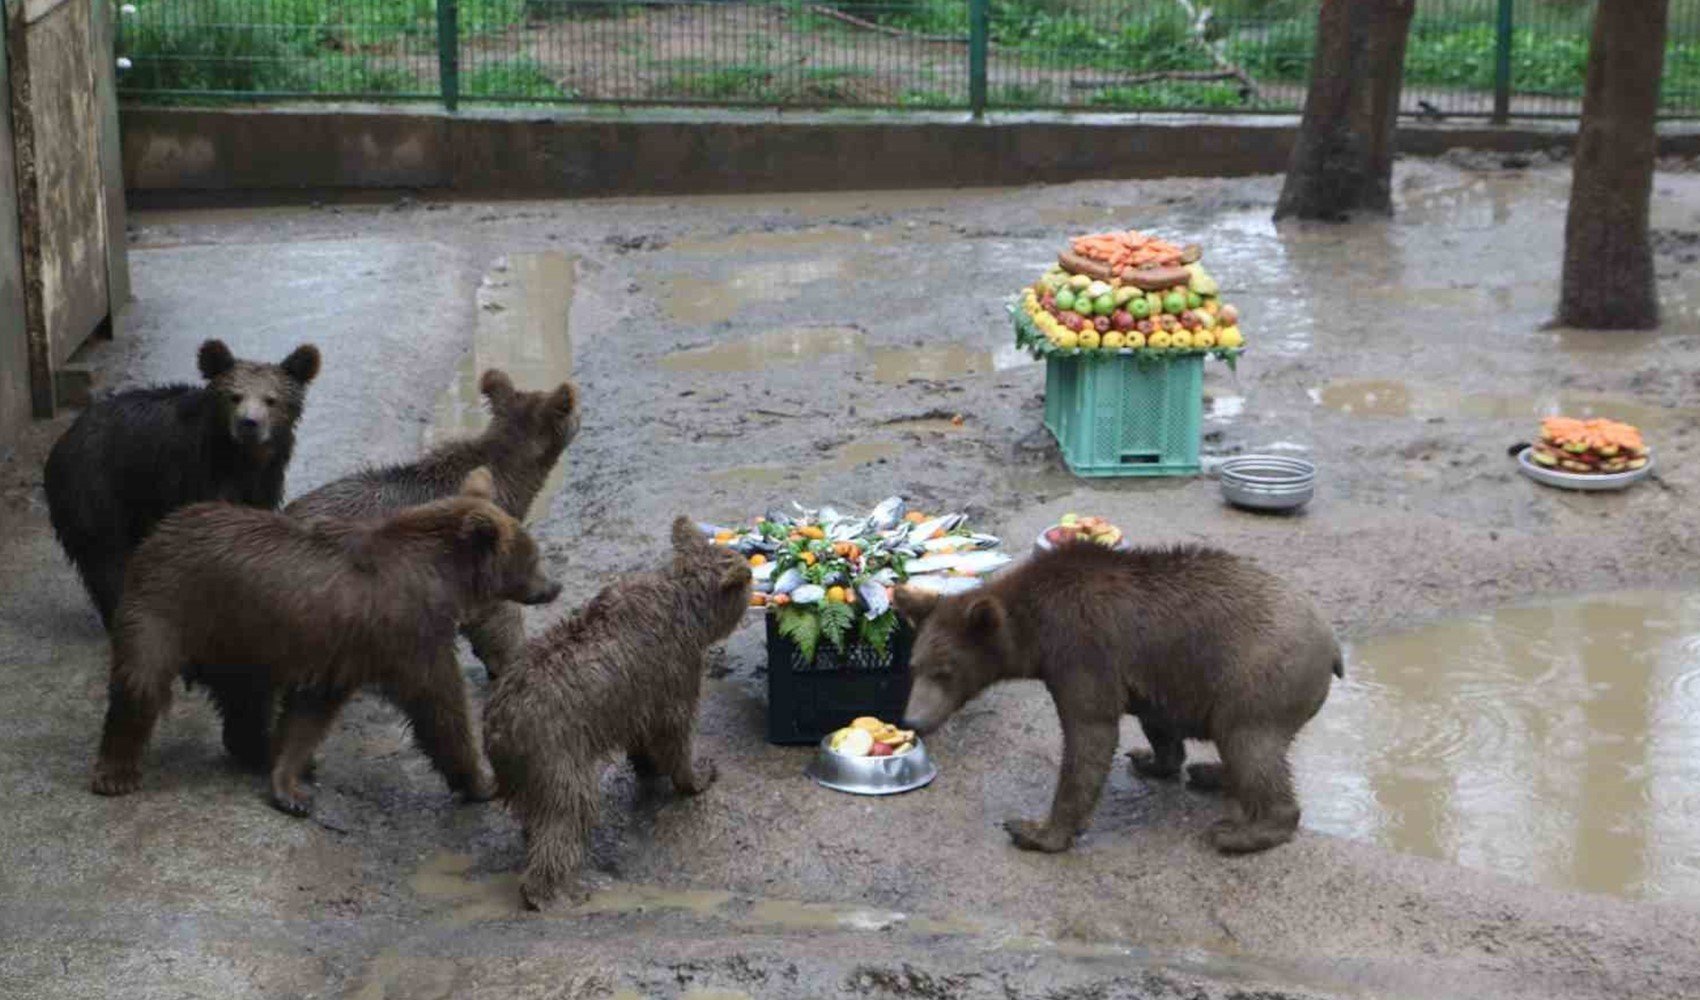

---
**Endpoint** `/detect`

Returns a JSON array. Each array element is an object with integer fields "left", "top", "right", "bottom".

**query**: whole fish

[
  {"left": 903, "top": 574, "right": 984, "bottom": 596},
  {"left": 772, "top": 567, "right": 805, "bottom": 595},
  {"left": 868, "top": 496, "right": 907, "bottom": 531},
  {"left": 856, "top": 579, "right": 891, "bottom": 619},
  {"left": 790, "top": 584, "right": 826, "bottom": 605},
  {"left": 903, "top": 551, "right": 1012, "bottom": 576}
]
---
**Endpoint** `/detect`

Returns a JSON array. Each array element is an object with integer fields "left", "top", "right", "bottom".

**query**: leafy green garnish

[
  {"left": 776, "top": 605, "right": 821, "bottom": 663},
  {"left": 858, "top": 611, "right": 899, "bottom": 657},
  {"left": 818, "top": 601, "right": 855, "bottom": 655}
]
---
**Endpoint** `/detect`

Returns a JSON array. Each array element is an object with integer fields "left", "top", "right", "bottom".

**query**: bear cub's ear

[
  {"left": 480, "top": 369, "right": 516, "bottom": 410},
  {"left": 549, "top": 381, "right": 579, "bottom": 418},
  {"left": 671, "top": 515, "right": 707, "bottom": 552},
  {"left": 281, "top": 344, "right": 321, "bottom": 385},
  {"left": 460, "top": 467, "right": 497, "bottom": 501},
  {"left": 197, "top": 340, "right": 236, "bottom": 380},
  {"left": 892, "top": 586, "right": 939, "bottom": 626},
  {"left": 459, "top": 507, "right": 509, "bottom": 551},
  {"left": 964, "top": 596, "right": 1005, "bottom": 636}
]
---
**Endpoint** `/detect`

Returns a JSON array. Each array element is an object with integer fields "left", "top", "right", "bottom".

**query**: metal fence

[{"left": 114, "top": 0, "right": 1700, "bottom": 118}]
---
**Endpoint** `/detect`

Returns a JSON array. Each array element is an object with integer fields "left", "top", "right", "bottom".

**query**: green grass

[{"left": 116, "top": 0, "right": 1700, "bottom": 113}]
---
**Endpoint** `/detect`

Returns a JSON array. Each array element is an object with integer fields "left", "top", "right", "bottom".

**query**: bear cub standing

[
  {"left": 484, "top": 517, "right": 752, "bottom": 910},
  {"left": 92, "top": 469, "right": 561, "bottom": 816},
  {"left": 895, "top": 542, "right": 1340, "bottom": 856},
  {"left": 285, "top": 369, "right": 579, "bottom": 680},
  {"left": 45, "top": 339, "right": 320, "bottom": 628}
]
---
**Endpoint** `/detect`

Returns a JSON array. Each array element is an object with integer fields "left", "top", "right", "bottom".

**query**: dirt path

[{"left": 3, "top": 161, "right": 1700, "bottom": 998}]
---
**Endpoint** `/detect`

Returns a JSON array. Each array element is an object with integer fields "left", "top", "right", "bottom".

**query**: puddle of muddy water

[
  {"left": 1314, "top": 379, "right": 1691, "bottom": 429},
  {"left": 661, "top": 326, "right": 1032, "bottom": 383},
  {"left": 1295, "top": 591, "right": 1700, "bottom": 901},
  {"left": 428, "top": 252, "right": 576, "bottom": 521}
]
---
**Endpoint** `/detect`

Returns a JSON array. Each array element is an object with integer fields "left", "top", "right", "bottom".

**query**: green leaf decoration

[
  {"left": 819, "top": 601, "right": 855, "bottom": 655},
  {"left": 858, "top": 611, "right": 899, "bottom": 657},
  {"left": 776, "top": 605, "right": 821, "bottom": 663}
]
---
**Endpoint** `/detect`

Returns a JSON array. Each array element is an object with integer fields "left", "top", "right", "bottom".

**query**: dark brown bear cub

[
  {"left": 92, "top": 469, "right": 560, "bottom": 816},
  {"left": 484, "top": 517, "right": 752, "bottom": 910},
  {"left": 285, "top": 369, "right": 578, "bottom": 681},
  {"left": 45, "top": 339, "right": 320, "bottom": 628},
  {"left": 894, "top": 543, "right": 1340, "bottom": 856}
]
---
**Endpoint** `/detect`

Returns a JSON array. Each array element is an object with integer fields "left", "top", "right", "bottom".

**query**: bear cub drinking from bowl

[{"left": 894, "top": 541, "right": 1340, "bottom": 855}]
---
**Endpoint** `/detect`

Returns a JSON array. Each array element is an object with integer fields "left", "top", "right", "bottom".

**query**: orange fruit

[
  {"left": 772, "top": 594, "right": 791, "bottom": 606},
  {"left": 749, "top": 593, "right": 767, "bottom": 607},
  {"left": 801, "top": 551, "right": 817, "bottom": 566},
  {"left": 827, "top": 586, "right": 846, "bottom": 603},
  {"left": 749, "top": 554, "right": 767, "bottom": 567},
  {"left": 800, "top": 525, "right": 826, "bottom": 540},
  {"left": 713, "top": 531, "right": 735, "bottom": 544},
  {"left": 904, "top": 512, "right": 926, "bottom": 524}
]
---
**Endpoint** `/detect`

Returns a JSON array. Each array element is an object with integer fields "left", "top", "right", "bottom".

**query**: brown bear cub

[
  {"left": 894, "top": 542, "right": 1340, "bottom": 856},
  {"left": 285, "top": 369, "right": 578, "bottom": 681},
  {"left": 45, "top": 339, "right": 320, "bottom": 629},
  {"left": 484, "top": 517, "right": 752, "bottom": 910},
  {"left": 92, "top": 469, "right": 561, "bottom": 817}
]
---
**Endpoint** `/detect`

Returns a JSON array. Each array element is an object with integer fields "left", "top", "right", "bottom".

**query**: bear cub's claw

[
  {"left": 520, "top": 879, "right": 590, "bottom": 912},
  {"left": 269, "top": 780, "right": 315, "bottom": 817},
  {"left": 1003, "top": 818, "right": 1074, "bottom": 853},
  {"left": 91, "top": 765, "right": 141, "bottom": 797}
]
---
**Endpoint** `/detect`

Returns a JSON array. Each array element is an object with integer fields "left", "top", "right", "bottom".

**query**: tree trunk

[
  {"left": 1275, "top": 0, "right": 1416, "bottom": 221},
  {"left": 1557, "top": 0, "right": 1669, "bottom": 330}
]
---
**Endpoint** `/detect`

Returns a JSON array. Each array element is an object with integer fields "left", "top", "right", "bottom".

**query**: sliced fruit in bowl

[{"left": 1037, "top": 513, "right": 1126, "bottom": 552}]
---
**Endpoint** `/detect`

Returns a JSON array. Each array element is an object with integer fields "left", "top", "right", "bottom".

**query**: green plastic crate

[{"left": 1043, "top": 353, "right": 1203, "bottom": 477}]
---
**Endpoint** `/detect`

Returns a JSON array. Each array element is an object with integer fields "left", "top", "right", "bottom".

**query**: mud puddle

[
  {"left": 707, "top": 439, "right": 905, "bottom": 490},
  {"left": 1295, "top": 591, "right": 1700, "bottom": 901},
  {"left": 661, "top": 326, "right": 1031, "bottom": 382},
  {"left": 1313, "top": 379, "right": 1691, "bottom": 428},
  {"left": 428, "top": 252, "right": 576, "bottom": 521}
]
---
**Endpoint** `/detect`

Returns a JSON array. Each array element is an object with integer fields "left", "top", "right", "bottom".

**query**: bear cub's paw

[{"left": 1003, "top": 818, "right": 1074, "bottom": 853}]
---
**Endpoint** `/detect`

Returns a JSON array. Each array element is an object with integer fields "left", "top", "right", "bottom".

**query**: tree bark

[
  {"left": 1275, "top": 0, "right": 1416, "bottom": 221},
  {"left": 1557, "top": 0, "right": 1669, "bottom": 330}
]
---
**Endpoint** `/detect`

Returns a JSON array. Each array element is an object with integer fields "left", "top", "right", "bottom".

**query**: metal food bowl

[
  {"left": 1218, "top": 455, "right": 1316, "bottom": 512},
  {"left": 806, "top": 737, "right": 938, "bottom": 796}
]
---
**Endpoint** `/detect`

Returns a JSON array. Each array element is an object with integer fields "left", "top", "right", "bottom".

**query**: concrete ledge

[{"left": 119, "top": 105, "right": 1700, "bottom": 199}]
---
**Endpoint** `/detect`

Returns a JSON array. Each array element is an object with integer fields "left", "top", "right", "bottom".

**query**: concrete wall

[
  {"left": 120, "top": 105, "right": 1700, "bottom": 200},
  {"left": 0, "top": 9, "right": 30, "bottom": 453}
]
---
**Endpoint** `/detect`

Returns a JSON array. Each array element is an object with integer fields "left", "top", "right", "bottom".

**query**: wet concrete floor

[{"left": 6, "top": 160, "right": 1700, "bottom": 998}]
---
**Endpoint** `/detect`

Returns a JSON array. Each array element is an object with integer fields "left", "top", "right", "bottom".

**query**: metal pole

[
  {"left": 437, "top": 0, "right": 459, "bottom": 112},
  {"left": 968, "top": 0, "right": 988, "bottom": 118},
  {"left": 1492, "top": 0, "right": 1513, "bottom": 123}
]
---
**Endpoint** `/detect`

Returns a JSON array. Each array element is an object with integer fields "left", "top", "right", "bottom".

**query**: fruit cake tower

[{"left": 1013, "top": 230, "right": 1244, "bottom": 358}]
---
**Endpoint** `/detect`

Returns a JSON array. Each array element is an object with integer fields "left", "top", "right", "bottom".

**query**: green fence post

[
  {"left": 437, "top": 0, "right": 460, "bottom": 112},
  {"left": 968, "top": 0, "right": 988, "bottom": 118},
  {"left": 1492, "top": 0, "right": 1513, "bottom": 123}
]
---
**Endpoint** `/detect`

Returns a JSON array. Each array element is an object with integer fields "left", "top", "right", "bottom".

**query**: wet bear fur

[
  {"left": 484, "top": 516, "right": 752, "bottom": 910},
  {"left": 44, "top": 339, "right": 320, "bottom": 628},
  {"left": 894, "top": 542, "right": 1341, "bottom": 856},
  {"left": 91, "top": 469, "right": 561, "bottom": 817},
  {"left": 284, "top": 369, "right": 578, "bottom": 681}
]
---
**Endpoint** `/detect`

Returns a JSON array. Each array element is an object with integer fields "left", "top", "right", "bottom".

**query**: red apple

[
  {"left": 1136, "top": 319, "right": 1154, "bottom": 334},
  {"left": 1111, "top": 310, "right": 1135, "bottom": 331},
  {"left": 1061, "top": 312, "right": 1085, "bottom": 332},
  {"left": 1219, "top": 304, "right": 1240, "bottom": 325},
  {"left": 870, "top": 742, "right": 895, "bottom": 757},
  {"left": 1093, "top": 316, "right": 1111, "bottom": 333},
  {"left": 1041, "top": 294, "right": 1057, "bottom": 311}
]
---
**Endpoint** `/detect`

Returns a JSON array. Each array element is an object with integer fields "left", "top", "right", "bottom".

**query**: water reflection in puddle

[
  {"left": 661, "top": 326, "right": 1032, "bottom": 383},
  {"left": 1313, "top": 379, "right": 1690, "bottom": 428},
  {"left": 428, "top": 252, "right": 576, "bottom": 521},
  {"left": 1295, "top": 591, "right": 1700, "bottom": 901}
]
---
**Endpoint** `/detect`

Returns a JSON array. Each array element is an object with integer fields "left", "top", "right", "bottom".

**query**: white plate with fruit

[
  {"left": 807, "top": 717, "right": 937, "bottom": 796},
  {"left": 1035, "top": 513, "right": 1128, "bottom": 553}
]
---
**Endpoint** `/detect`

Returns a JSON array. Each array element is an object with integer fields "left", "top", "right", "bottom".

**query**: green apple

[
  {"left": 1187, "top": 291, "right": 1203, "bottom": 309},
  {"left": 1112, "top": 286, "right": 1139, "bottom": 306},
  {"left": 1129, "top": 297, "right": 1151, "bottom": 319},
  {"left": 1093, "top": 293, "right": 1116, "bottom": 315},
  {"left": 1055, "top": 287, "right": 1077, "bottom": 311},
  {"left": 1163, "top": 291, "right": 1187, "bottom": 314}
]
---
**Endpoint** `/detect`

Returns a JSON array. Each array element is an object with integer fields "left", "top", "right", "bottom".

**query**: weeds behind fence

[{"left": 116, "top": 0, "right": 1700, "bottom": 118}]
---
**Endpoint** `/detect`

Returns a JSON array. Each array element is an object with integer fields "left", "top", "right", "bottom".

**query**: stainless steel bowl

[
  {"left": 1218, "top": 455, "right": 1316, "bottom": 512},
  {"left": 806, "top": 737, "right": 938, "bottom": 796}
]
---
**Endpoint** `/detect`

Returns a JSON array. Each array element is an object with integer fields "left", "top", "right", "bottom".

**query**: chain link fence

[{"left": 114, "top": 1, "right": 1700, "bottom": 118}]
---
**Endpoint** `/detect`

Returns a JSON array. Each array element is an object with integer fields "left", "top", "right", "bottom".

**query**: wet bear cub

[
  {"left": 895, "top": 542, "right": 1341, "bottom": 856},
  {"left": 91, "top": 469, "right": 561, "bottom": 817},
  {"left": 286, "top": 369, "right": 579, "bottom": 680},
  {"left": 484, "top": 517, "right": 752, "bottom": 910},
  {"left": 45, "top": 339, "right": 320, "bottom": 628}
]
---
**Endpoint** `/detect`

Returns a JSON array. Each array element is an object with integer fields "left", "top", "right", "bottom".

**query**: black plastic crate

[{"left": 764, "top": 614, "right": 915, "bottom": 745}]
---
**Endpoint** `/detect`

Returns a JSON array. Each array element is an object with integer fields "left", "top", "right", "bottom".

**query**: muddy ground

[{"left": 4, "top": 160, "right": 1700, "bottom": 999}]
